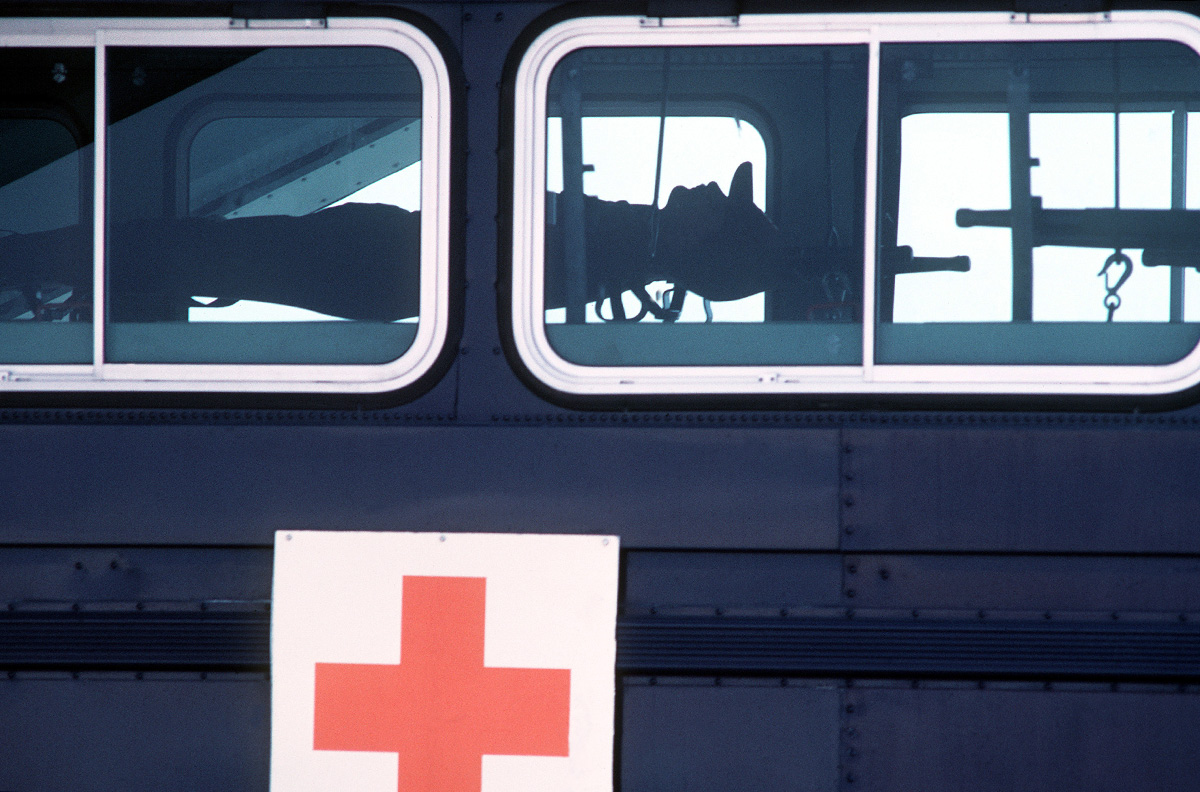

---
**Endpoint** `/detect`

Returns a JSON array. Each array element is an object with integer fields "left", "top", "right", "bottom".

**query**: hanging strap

[{"left": 648, "top": 49, "right": 671, "bottom": 260}]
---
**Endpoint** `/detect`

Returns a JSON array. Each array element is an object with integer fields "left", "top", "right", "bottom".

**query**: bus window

[
  {"left": 0, "top": 18, "right": 451, "bottom": 395},
  {"left": 878, "top": 40, "right": 1200, "bottom": 366},
  {"left": 510, "top": 12, "right": 1200, "bottom": 398},
  {"left": 105, "top": 46, "right": 423, "bottom": 365},
  {"left": 539, "top": 45, "right": 869, "bottom": 368},
  {"left": 0, "top": 48, "right": 93, "bottom": 365}
]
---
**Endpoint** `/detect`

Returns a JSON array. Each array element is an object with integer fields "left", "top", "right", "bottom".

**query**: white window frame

[
  {"left": 511, "top": 10, "right": 1200, "bottom": 397},
  {"left": 0, "top": 16, "right": 451, "bottom": 394}
]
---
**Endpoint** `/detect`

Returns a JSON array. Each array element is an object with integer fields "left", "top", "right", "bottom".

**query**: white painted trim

[
  {"left": 0, "top": 17, "right": 451, "bottom": 394},
  {"left": 510, "top": 10, "right": 1200, "bottom": 397},
  {"left": 862, "top": 35, "right": 881, "bottom": 382},
  {"left": 92, "top": 33, "right": 106, "bottom": 379}
]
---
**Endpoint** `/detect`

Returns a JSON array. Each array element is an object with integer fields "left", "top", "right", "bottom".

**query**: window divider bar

[
  {"left": 559, "top": 69, "right": 588, "bottom": 325},
  {"left": 1007, "top": 61, "right": 1035, "bottom": 323},
  {"left": 1170, "top": 105, "right": 1187, "bottom": 323},
  {"left": 861, "top": 35, "right": 881, "bottom": 379},
  {"left": 92, "top": 34, "right": 107, "bottom": 376}
]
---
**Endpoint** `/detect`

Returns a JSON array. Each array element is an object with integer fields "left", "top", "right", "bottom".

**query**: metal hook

[{"left": 1099, "top": 250, "right": 1133, "bottom": 322}]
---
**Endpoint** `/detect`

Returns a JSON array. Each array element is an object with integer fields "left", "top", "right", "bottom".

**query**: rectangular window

[
  {"left": 540, "top": 45, "right": 868, "bottom": 368},
  {"left": 0, "top": 18, "right": 450, "bottom": 394},
  {"left": 878, "top": 40, "right": 1200, "bottom": 366},
  {"left": 0, "top": 47, "right": 94, "bottom": 364},
  {"left": 510, "top": 11, "right": 1200, "bottom": 398}
]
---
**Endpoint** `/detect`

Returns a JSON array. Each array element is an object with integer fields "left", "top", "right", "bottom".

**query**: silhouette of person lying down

[
  {"left": 545, "top": 161, "right": 798, "bottom": 319},
  {"left": 0, "top": 203, "right": 420, "bottom": 322},
  {"left": 0, "top": 162, "right": 800, "bottom": 323}
]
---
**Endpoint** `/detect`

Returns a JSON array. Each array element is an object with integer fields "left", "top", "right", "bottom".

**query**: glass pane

[
  {"left": 878, "top": 40, "right": 1200, "bottom": 365},
  {"left": 0, "top": 48, "right": 94, "bottom": 364},
  {"left": 544, "top": 46, "right": 868, "bottom": 367},
  {"left": 105, "top": 46, "right": 422, "bottom": 365}
]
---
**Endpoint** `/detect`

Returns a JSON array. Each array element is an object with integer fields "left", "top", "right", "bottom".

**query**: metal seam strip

[{"left": 3, "top": 612, "right": 1198, "bottom": 680}]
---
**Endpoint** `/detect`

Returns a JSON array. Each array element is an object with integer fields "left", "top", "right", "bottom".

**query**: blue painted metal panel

[
  {"left": 845, "top": 554, "right": 1200, "bottom": 614},
  {"left": 842, "top": 427, "right": 1200, "bottom": 553},
  {"left": 0, "top": 675, "right": 269, "bottom": 792},
  {"left": 0, "top": 424, "right": 841, "bottom": 548},
  {"left": 846, "top": 683, "right": 1200, "bottom": 791},
  {"left": 621, "top": 679, "right": 841, "bottom": 792}
]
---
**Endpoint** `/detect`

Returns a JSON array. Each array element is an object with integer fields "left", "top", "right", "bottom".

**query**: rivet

[
  {"left": 846, "top": 563, "right": 858, "bottom": 574},
  {"left": 845, "top": 704, "right": 855, "bottom": 714},
  {"left": 843, "top": 496, "right": 855, "bottom": 507},
  {"left": 439, "top": 535, "right": 447, "bottom": 542},
  {"left": 845, "top": 589, "right": 857, "bottom": 598},
  {"left": 602, "top": 538, "right": 609, "bottom": 546},
  {"left": 879, "top": 568, "right": 890, "bottom": 580},
  {"left": 74, "top": 561, "right": 84, "bottom": 571}
]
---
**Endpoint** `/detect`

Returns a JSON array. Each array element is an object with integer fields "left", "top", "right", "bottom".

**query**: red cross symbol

[{"left": 313, "top": 575, "right": 572, "bottom": 792}]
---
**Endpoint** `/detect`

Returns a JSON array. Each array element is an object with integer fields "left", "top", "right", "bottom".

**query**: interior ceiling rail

[{"left": 1, "top": 610, "right": 1198, "bottom": 682}]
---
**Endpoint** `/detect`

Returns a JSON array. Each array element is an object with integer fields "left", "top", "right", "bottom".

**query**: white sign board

[{"left": 270, "top": 531, "right": 619, "bottom": 792}]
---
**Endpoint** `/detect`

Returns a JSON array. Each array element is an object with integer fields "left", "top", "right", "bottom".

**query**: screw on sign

[{"left": 313, "top": 576, "right": 571, "bottom": 792}]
